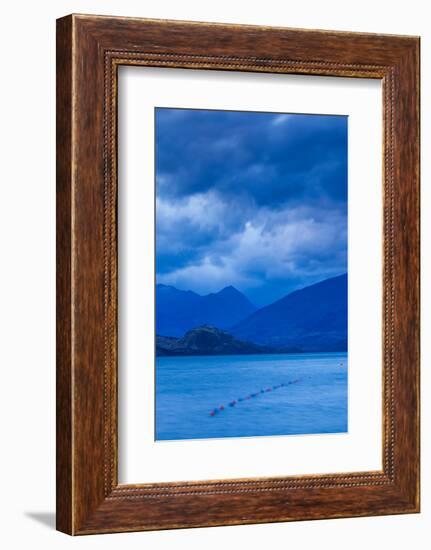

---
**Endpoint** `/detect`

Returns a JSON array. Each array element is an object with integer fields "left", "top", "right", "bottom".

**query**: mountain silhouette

[
  {"left": 156, "top": 284, "right": 256, "bottom": 337},
  {"left": 156, "top": 326, "right": 273, "bottom": 356},
  {"left": 231, "top": 274, "right": 347, "bottom": 352}
]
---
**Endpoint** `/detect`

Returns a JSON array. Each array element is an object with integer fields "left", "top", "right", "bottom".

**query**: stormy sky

[{"left": 155, "top": 107, "right": 347, "bottom": 307}]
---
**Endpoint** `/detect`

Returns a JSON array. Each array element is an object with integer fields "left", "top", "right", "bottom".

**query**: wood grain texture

[
  {"left": 56, "top": 16, "right": 73, "bottom": 535},
  {"left": 56, "top": 14, "right": 420, "bottom": 535}
]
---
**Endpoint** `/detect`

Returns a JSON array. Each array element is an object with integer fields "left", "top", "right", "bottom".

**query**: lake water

[{"left": 155, "top": 352, "right": 347, "bottom": 441}]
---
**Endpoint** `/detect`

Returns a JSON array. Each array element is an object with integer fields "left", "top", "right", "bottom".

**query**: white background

[
  {"left": 0, "top": 1, "right": 428, "bottom": 549},
  {"left": 119, "top": 67, "right": 382, "bottom": 483}
]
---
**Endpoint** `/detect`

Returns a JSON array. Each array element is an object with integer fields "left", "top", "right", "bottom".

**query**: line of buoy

[{"left": 209, "top": 379, "right": 300, "bottom": 417}]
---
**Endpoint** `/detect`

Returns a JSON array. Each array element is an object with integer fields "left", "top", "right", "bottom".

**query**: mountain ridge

[
  {"left": 156, "top": 283, "right": 256, "bottom": 337},
  {"left": 231, "top": 273, "right": 347, "bottom": 352},
  {"left": 156, "top": 325, "right": 277, "bottom": 356}
]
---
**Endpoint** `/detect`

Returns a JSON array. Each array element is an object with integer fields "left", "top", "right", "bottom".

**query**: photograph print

[{"left": 155, "top": 107, "right": 348, "bottom": 441}]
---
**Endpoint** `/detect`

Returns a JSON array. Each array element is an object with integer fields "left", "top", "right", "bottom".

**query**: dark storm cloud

[{"left": 156, "top": 109, "right": 347, "bottom": 206}]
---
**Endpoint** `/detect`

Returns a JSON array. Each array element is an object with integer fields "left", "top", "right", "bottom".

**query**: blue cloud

[{"left": 155, "top": 108, "right": 347, "bottom": 306}]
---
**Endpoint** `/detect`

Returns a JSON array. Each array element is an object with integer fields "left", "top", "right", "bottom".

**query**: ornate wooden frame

[{"left": 56, "top": 14, "right": 420, "bottom": 535}]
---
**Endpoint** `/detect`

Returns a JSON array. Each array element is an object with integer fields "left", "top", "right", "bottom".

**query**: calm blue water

[{"left": 155, "top": 352, "right": 347, "bottom": 441}]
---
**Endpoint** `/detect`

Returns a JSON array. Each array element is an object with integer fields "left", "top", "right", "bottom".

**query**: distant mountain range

[
  {"left": 232, "top": 274, "right": 347, "bottom": 352},
  {"left": 155, "top": 274, "right": 347, "bottom": 354},
  {"left": 156, "top": 284, "right": 256, "bottom": 337}
]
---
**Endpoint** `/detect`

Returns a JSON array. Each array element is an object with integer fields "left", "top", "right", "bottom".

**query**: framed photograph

[{"left": 56, "top": 14, "right": 420, "bottom": 534}]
